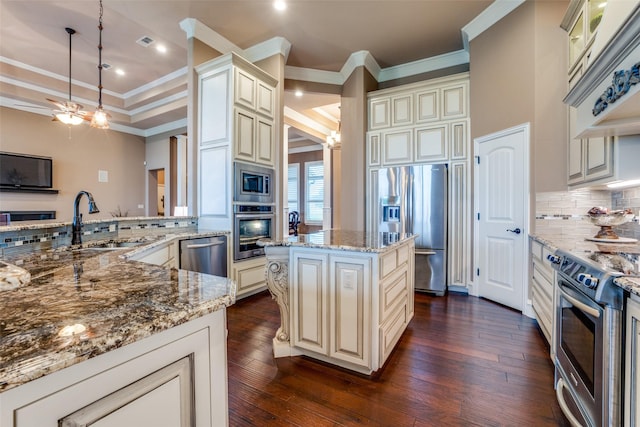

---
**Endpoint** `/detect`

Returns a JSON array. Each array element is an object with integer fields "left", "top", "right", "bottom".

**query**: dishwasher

[{"left": 179, "top": 235, "right": 228, "bottom": 277}]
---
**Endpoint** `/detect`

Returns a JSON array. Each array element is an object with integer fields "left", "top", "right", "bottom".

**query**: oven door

[
  {"left": 555, "top": 280, "right": 604, "bottom": 427},
  {"left": 234, "top": 213, "right": 274, "bottom": 261}
]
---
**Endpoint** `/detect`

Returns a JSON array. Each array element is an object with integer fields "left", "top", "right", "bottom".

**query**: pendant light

[
  {"left": 90, "top": 0, "right": 110, "bottom": 129},
  {"left": 51, "top": 27, "right": 86, "bottom": 126}
]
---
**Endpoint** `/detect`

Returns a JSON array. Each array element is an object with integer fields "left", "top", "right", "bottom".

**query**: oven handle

[
  {"left": 555, "top": 377, "right": 586, "bottom": 427},
  {"left": 558, "top": 285, "right": 601, "bottom": 318}
]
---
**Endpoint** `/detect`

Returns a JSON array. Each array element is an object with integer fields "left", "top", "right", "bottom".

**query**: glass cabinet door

[
  {"left": 569, "top": 12, "right": 585, "bottom": 66},
  {"left": 587, "top": 0, "right": 605, "bottom": 39}
]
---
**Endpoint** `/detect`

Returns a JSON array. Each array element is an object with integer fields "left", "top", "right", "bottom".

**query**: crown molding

[
  {"left": 378, "top": 50, "right": 469, "bottom": 82},
  {"left": 461, "top": 0, "right": 525, "bottom": 51},
  {"left": 122, "top": 67, "right": 188, "bottom": 99},
  {"left": 244, "top": 37, "right": 292, "bottom": 63},
  {"left": 179, "top": 18, "right": 244, "bottom": 57}
]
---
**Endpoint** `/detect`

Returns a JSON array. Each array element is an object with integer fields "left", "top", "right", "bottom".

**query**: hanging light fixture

[
  {"left": 326, "top": 120, "right": 341, "bottom": 146},
  {"left": 50, "top": 27, "right": 86, "bottom": 126},
  {"left": 90, "top": 0, "right": 110, "bottom": 129}
]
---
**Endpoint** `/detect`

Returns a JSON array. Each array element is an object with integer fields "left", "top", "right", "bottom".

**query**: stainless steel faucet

[{"left": 71, "top": 191, "right": 100, "bottom": 245}]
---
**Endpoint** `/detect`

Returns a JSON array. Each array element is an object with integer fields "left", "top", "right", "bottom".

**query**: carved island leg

[{"left": 264, "top": 247, "right": 296, "bottom": 357}]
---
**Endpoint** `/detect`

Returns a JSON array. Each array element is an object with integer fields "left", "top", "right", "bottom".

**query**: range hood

[{"left": 564, "top": 2, "right": 640, "bottom": 139}]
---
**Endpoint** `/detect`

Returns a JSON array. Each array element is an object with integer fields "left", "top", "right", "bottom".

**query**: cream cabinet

[
  {"left": 282, "top": 238, "right": 414, "bottom": 374},
  {"left": 529, "top": 238, "right": 556, "bottom": 358},
  {"left": 381, "top": 129, "right": 413, "bottom": 165},
  {"left": 233, "top": 109, "right": 275, "bottom": 167},
  {"left": 563, "top": 0, "right": 603, "bottom": 73},
  {"left": 232, "top": 256, "right": 268, "bottom": 298},
  {"left": 0, "top": 310, "right": 229, "bottom": 427},
  {"left": 130, "top": 240, "right": 177, "bottom": 269},
  {"left": 367, "top": 73, "right": 471, "bottom": 292},
  {"left": 626, "top": 293, "right": 640, "bottom": 427},
  {"left": 291, "top": 252, "right": 372, "bottom": 367},
  {"left": 448, "top": 161, "right": 470, "bottom": 289}
]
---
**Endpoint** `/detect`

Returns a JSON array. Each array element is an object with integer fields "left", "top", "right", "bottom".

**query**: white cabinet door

[
  {"left": 448, "top": 161, "right": 468, "bottom": 288},
  {"left": 257, "top": 81, "right": 274, "bottom": 118},
  {"left": 199, "top": 70, "right": 230, "bottom": 146},
  {"left": 60, "top": 357, "right": 192, "bottom": 427},
  {"left": 256, "top": 119, "right": 274, "bottom": 166},
  {"left": 369, "top": 98, "right": 390, "bottom": 130},
  {"left": 626, "top": 295, "right": 640, "bottom": 427},
  {"left": 584, "top": 136, "right": 613, "bottom": 182},
  {"left": 367, "top": 133, "right": 381, "bottom": 167},
  {"left": 568, "top": 138, "right": 585, "bottom": 184},
  {"left": 381, "top": 129, "right": 413, "bottom": 165},
  {"left": 450, "top": 121, "right": 468, "bottom": 160},
  {"left": 234, "top": 109, "right": 255, "bottom": 162},
  {"left": 329, "top": 256, "right": 371, "bottom": 367},
  {"left": 292, "top": 252, "right": 329, "bottom": 355},
  {"left": 415, "top": 89, "right": 439, "bottom": 123},
  {"left": 391, "top": 94, "right": 413, "bottom": 127},
  {"left": 441, "top": 84, "right": 467, "bottom": 119},
  {"left": 233, "top": 257, "right": 267, "bottom": 298},
  {"left": 415, "top": 125, "right": 447, "bottom": 162},
  {"left": 234, "top": 68, "right": 256, "bottom": 110}
]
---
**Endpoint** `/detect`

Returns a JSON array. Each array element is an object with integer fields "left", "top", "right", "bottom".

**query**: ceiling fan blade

[{"left": 46, "top": 98, "right": 67, "bottom": 110}]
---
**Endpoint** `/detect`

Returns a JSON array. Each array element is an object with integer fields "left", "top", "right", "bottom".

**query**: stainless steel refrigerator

[{"left": 377, "top": 164, "right": 447, "bottom": 295}]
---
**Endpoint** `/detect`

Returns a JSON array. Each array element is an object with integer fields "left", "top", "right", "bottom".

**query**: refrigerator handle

[{"left": 415, "top": 250, "right": 436, "bottom": 255}]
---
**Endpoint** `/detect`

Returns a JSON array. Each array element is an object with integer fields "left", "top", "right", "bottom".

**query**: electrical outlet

[{"left": 138, "top": 204, "right": 144, "bottom": 209}]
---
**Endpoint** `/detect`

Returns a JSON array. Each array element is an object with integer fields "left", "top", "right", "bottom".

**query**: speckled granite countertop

[
  {"left": 259, "top": 230, "right": 416, "bottom": 252},
  {"left": 531, "top": 233, "right": 640, "bottom": 297},
  {"left": 0, "top": 231, "right": 235, "bottom": 393}
]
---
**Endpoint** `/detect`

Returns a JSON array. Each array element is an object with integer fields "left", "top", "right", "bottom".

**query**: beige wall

[
  {"left": 470, "top": 1, "right": 568, "bottom": 194},
  {"left": 0, "top": 107, "right": 146, "bottom": 221}
]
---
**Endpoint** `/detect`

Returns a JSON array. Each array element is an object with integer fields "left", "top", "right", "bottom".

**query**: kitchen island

[
  {"left": 261, "top": 230, "right": 416, "bottom": 375},
  {"left": 0, "top": 230, "right": 235, "bottom": 426}
]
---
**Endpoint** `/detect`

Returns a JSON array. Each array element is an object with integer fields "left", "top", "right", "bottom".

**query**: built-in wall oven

[
  {"left": 550, "top": 250, "right": 626, "bottom": 427},
  {"left": 234, "top": 162, "right": 274, "bottom": 204},
  {"left": 233, "top": 204, "right": 274, "bottom": 261}
]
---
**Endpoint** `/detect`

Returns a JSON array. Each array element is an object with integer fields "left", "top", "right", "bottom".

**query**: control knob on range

[
  {"left": 546, "top": 254, "right": 561, "bottom": 265},
  {"left": 577, "top": 273, "right": 599, "bottom": 289}
]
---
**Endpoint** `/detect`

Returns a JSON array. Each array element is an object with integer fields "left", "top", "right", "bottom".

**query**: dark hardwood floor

[{"left": 226, "top": 291, "right": 570, "bottom": 426}]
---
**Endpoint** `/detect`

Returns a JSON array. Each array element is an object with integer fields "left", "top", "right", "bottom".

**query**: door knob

[{"left": 506, "top": 227, "right": 521, "bottom": 234}]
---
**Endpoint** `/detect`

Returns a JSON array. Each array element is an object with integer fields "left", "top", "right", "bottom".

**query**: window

[
  {"left": 288, "top": 163, "right": 299, "bottom": 212},
  {"left": 305, "top": 161, "right": 324, "bottom": 224}
]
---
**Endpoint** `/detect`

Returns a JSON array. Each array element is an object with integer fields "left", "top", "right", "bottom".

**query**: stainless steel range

[{"left": 549, "top": 247, "right": 639, "bottom": 427}]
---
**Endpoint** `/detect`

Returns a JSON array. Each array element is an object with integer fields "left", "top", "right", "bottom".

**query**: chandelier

[
  {"left": 90, "top": 0, "right": 110, "bottom": 129},
  {"left": 326, "top": 121, "right": 341, "bottom": 146}
]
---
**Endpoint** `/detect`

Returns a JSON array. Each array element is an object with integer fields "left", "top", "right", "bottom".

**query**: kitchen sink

[{"left": 75, "top": 241, "right": 145, "bottom": 251}]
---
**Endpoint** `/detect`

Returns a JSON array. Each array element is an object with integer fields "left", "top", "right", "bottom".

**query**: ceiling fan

[{"left": 47, "top": 27, "right": 91, "bottom": 125}]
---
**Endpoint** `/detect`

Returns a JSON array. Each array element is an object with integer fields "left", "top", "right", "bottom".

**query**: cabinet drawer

[
  {"left": 380, "top": 249, "right": 397, "bottom": 279},
  {"left": 234, "top": 260, "right": 267, "bottom": 296},
  {"left": 379, "top": 301, "right": 408, "bottom": 364},
  {"left": 531, "top": 239, "right": 543, "bottom": 262},
  {"left": 380, "top": 267, "right": 408, "bottom": 321},
  {"left": 397, "top": 244, "right": 410, "bottom": 267},
  {"left": 532, "top": 287, "right": 552, "bottom": 343},
  {"left": 532, "top": 265, "right": 553, "bottom": 298}
]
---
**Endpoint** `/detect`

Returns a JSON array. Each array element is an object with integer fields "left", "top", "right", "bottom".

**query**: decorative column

[{"left": 263, "top": 246, "right": 299, "bottom": 357}]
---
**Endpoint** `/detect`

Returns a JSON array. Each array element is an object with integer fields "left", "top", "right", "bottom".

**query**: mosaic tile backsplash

[
  {"left": 535, "top": 187, "right": 640, "bottom": 241},
  {"left": 0, "top": 217, "right": 198, "bottom": 257}
]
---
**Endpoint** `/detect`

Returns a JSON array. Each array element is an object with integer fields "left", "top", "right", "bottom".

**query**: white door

[{"left": 474, "top": 124, "right": 529, "bottom": 311}]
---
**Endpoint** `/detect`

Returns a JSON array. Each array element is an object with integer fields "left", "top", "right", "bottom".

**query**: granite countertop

[
  {"left": 259, "top": 230, "right": 416, "bottom": 253},
  {"left": 0, "top": 231, "right": 235, "bottom": 393},
  {"left": 531, "top": 233, "right": 640, "bottom": 297}
]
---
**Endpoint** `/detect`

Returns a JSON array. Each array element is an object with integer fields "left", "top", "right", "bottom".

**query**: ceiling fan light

[
  {"left": 90, "top": 107, "right": 109, "bottom": 129},
  {"left": 56, "top": 112, "right": 84, "bottom": 126}
]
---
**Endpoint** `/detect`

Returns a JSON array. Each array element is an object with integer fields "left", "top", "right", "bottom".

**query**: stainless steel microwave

[{"left": 233, "top": 162, "right": 274, "bottom": 204}]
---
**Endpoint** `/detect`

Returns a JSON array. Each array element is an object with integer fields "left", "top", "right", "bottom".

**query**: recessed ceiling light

[
  {"left": 156, "top": 44, "right": 167, "bottom": 54},
  {"left": 295, "top": 90, "right": 303, "bottom": 97},
  {"left": 115, "top": 68, "right": 125, "bottom": 76},
  {"left": 274, "top": 0, "right": 286, "bottom": 11}
]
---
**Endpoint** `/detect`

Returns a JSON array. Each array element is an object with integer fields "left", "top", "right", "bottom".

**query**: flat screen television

[{"left": 0, "top": 152, "right": 53, "bottom": 189}]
